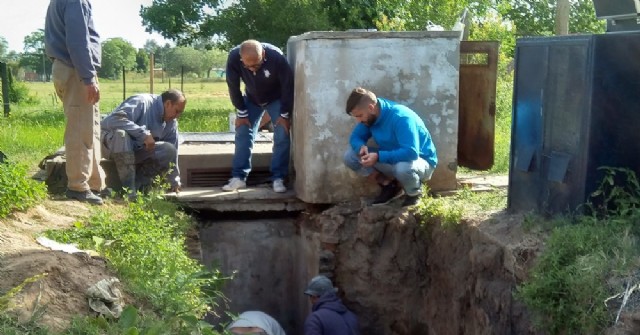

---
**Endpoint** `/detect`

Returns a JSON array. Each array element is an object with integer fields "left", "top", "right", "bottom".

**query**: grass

[{"left": 0, "top": 78, "right": 235, "bottom": 167}]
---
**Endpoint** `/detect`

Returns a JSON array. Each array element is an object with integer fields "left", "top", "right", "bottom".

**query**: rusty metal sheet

[{"left": 458, "top": 41, "right": 499, "bottom": 170}]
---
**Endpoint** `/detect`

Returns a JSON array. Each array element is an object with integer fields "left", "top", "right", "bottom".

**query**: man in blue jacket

[
  {"left": 222, "top": 39, "right": 293, "bottom": 193},
  {"left": 343, "top": 87, "right": 438, "bottom": 207},
  {"left": 45, "top": 0, "right": 105, "bottom": 205},
  {"left": 304, "top": 275, "right": 359, "bottom": 335},
  {"left": 101, "top": 89, "right": 185, "bottom": 199}
]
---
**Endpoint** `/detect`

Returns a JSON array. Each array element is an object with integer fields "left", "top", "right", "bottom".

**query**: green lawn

[{"left": 1, "top": 78, "right": 234, "bottom": 167}]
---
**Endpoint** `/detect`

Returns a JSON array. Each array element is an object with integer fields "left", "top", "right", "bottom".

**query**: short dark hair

[
  {"left": 161, "top": 89, "right": 185, "bottom": 104},
  {"left": 345, "top": 87, "right": 376, "bottom": 115}
]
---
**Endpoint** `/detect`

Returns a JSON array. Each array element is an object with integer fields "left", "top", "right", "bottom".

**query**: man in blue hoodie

[
  {"left": 45, "top": 0, "right": 105, "bottom": 205},
  {"left": 303, "top": 275, "right": 360, "bottom": 335},
  {"left": 222, "top": 39, "right": 293, "bottom": 194},
  {"left": 343, "top": 87, "right": 438, "bottom": 207}
]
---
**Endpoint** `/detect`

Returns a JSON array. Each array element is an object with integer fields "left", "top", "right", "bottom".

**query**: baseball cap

[{"left": 304, "top": 275, "right": 337, "bottom": 297}]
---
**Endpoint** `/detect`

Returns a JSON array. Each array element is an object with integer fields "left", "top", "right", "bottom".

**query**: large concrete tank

[{"left": 287, "top": 31, "right": 460, "bottom": 204}]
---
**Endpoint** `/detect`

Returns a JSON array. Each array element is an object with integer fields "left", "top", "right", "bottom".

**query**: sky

[{"left": 0, "top": 0, "right": 171, "bottom": 52}]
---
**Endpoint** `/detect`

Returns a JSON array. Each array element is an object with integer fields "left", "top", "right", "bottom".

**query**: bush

[
  {"left": 0, "top": 162, "right": 48, "bottom": 218},
  {"left": 518, "top": 168, "right": 640, "bottom": 334},
  {"left": 9, "top": 81, "right": 39, "bottom": 105}
]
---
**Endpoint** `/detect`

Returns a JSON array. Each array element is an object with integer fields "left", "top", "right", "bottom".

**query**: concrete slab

[
  {"left": 168, "top": 186, "right": 305, "bottom": 212},
  {"left": 179, "top": 141, "right": 274, "bottom": 187}
]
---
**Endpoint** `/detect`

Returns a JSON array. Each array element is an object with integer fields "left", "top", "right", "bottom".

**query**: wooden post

[
  {"left": 555, "top": 0, "right": 570, "bottom": 35},
  {"left": 181, "top": 65, "right": 184, "bottom": 92},
  {"left": 150, "top": 53, "right": 155, "bottom": 94},
  {"left": 1, "top": 62, "right": 10, "bottom": 117},
  {"left": 122, "top": 66, "right": 126, "bottom": 101}
]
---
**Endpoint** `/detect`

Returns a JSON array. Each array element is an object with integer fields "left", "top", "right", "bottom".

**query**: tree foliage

[
  {"left": 141, "top": 0, "right": 332, "bottom": 49},
  {"left": 135, "top": 49, "right": 150, "bottom": 73},
  {"left": 0, "top": 36, "right": 9, "bottom": 60},
  {"left": 100, "top": 38, "right": 137, "bottom": 79},
  {"left": 18, "top": 29, "right": 52, "bottom": 81},
  {"left": 498, "top": 0, "right": 604, "bottom": 36}
]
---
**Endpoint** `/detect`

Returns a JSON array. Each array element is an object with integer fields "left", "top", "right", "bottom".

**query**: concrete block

[{"left": 287, "top": 31, "right": 460, "bottom": 204}]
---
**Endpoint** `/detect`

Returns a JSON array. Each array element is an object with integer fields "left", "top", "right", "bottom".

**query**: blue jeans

[
  {"left": 343, "top": 148, "right": 435, "bottom": 196},
  {"left": 232, "top": 97, "right": 290, "bottom": 180}
]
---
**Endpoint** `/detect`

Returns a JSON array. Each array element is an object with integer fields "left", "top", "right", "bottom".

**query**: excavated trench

[{"left": 193, "top": 203, "right": 543, "bottom": 335}]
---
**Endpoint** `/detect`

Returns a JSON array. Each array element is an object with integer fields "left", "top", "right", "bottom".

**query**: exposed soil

[{"left": 0, "top": 200, "right": 121, "bottom": 332}]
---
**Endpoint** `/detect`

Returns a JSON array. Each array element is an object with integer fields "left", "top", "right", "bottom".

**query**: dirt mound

[{"left": 0, "top": 200, "right": 119, "bottom": 332}]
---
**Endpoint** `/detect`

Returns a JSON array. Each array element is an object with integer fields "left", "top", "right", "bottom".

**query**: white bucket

[{"left": 228, "top": 112, "right": 236, "bottom": 132}]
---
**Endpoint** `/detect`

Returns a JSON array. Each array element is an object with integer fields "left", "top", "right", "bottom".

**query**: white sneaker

[
  {"left": 273, "top": 179, "right": 286, "bottom": 193},
  {"left": 222, "top": 177, "right": 246, "bottom": 191}
]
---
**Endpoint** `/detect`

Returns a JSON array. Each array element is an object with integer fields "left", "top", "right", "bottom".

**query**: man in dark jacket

[
  {"left": 222, "top": 39, "right": 293, "bottom": 193},
  {"left": 303, "top": 275, "right": 360, "bottom": 335}
]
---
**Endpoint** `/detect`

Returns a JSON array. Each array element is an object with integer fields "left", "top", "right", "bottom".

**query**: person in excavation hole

[{"left": 227, "top": 310, "right": 286, "bottom": 335}]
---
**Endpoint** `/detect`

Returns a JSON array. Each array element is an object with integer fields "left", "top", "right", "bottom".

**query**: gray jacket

[
  {"left": 101, "top": 94, "right": 180, "bottom": 185},
  {"left": 45, "top": 0, "right": 101, "bottom": 85}
]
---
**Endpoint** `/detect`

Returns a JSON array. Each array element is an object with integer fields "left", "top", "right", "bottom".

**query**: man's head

[
  {"left": 240, "top": 40, "right": 266, "bottom": 72},
  {"left": 161, "top": 89, "right": 186, "bottom": 122},
  {"left": 346, "top": 87, "right": 378, "bottom": 126},
  {"left": 304, "top": 275, "right": 336, "bottom": 304}
]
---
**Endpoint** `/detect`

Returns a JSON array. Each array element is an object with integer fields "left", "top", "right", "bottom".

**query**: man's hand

[
  {"left": 275, "top": 117, "right": 290, "bottom": 135},
  {"left": 359, "top": 145, "right": 369, "bottom": 157},
  {"left": 86, "top": 83, "right": 100, "bottom": 104},
  {"left": 143, "top": 134, "right": 155, "bottom": 151},
  {"left": 360, "top": 152, "right": 378, "bottom": 168},
  {"left": 235, "top": 117, "right": 251, "bottom": 128}
]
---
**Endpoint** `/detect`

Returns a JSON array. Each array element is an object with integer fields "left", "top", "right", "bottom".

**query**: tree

[
  {"left": 498, "top": 0, "right": 604, "bottom": 36},
  {"left": 19, "top": 29, "right": 52, "bottom": 81},
  {"left": 0, "top": 36, "right": 8, "bottom": 60},
  {"left": 100, "top": 38, "right": 137, "bottom": 79},
  {"left": 164, "top": 46, "right": 205, "bottom": 76},
  {"left": 201, "top": 48, "right": 227, "bottom": 77},
  {"left": 141, "top": 0, "right": 332, "bottom": 49},
  {"left": 135, "top": 49, "right": 150, "bottom": 73},
  {"left": 143, "top": 39, "right": 160, "bottom": 55}
]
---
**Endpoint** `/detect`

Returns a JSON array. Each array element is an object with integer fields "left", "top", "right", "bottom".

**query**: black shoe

[
  {"left": 402, "top": 194, "right": 421, "bottom": 207},
  {"left": 372, "top": 182, "right": 403, "bottom": 206},
  {"left": 66, "top": 189, "right": 104, "bottom": 205}
]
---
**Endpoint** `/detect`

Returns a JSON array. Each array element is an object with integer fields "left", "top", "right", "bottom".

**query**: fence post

[
  {"left": 0, "top": 62, "right": 10, "bottom": 117},
  {"left": 149, "top": 53, "right": 154, "bottom": 94},
  {"left": 181, "top": 66, "right": 184, "bottom": 92},
  {"left": 122, "top": 66, "right": 126, "bottom": 101}
]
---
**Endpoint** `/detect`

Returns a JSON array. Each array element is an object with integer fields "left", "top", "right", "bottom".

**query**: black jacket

[{"left": 225, "top": 42, "right": 294, "bottom": 118}]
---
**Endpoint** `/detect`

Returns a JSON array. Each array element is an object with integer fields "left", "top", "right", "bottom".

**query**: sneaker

[
  {"left": 372, "top": 181, "right": 403, "bottom": 206},
  {"left": 402, "top": 194, "right": 421, "bottom": 207},
  {"left": 92, "top": 188, "right": 114, "bottom": 199},
  {"left": 66, "top": 189, "right": 104, "bottom": 205},
  {"left": 273, "top": 179, "right": 286, "bottom": 193},
  {"left": 222, "top": 177, "right": 246, "bottom": 191}
]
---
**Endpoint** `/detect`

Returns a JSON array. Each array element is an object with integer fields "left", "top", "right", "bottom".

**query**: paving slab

[{"left": 168, "top": 186, "right": 305, "bottom": 212}]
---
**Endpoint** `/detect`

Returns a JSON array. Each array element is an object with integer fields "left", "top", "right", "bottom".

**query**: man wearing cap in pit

[
  {"left": 228, "top": 310, "right": 286, "bottom": 335},
  {"left": 303, "top": 275, "right": 360, "bottom": 335}
]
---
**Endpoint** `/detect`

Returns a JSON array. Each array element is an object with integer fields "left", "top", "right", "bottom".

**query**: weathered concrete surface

[
  {"left": 287, "top": 31, "right": 460, "bottom": 203},
  {"left": 200, "top": 219, "right": 315, "bottom": 335},
  {"left": 169, "top": 187, "right": 305, "bottom": 212},
  {"left": 303, "top": 204, "right": 543, "bottom": 334}
]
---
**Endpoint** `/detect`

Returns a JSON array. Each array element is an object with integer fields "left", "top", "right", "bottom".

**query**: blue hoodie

[
  {"left": 45, "top": 0, "right": 101, "bottom": 85},
  {"left": 304, "top": 292, "right": 360, "bottom": 335},
  {"left": 349, "top": 98, "right": 438, "bottom": 168}
]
